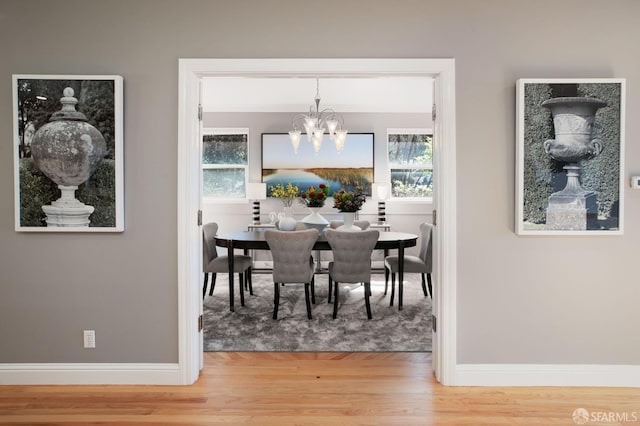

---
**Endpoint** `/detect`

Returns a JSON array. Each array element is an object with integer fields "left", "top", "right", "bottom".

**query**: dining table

[{"left": 214, "top": 230, "right": 418, "bottom": 312}]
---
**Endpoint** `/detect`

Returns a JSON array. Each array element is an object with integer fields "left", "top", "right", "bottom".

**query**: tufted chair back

[
  {"left": 418, "top": 222, "right": 434, "bottom": 272},
  {"left": 202, "top": 222, "right": 219, "bottom": 270},
  {"left": 325, "top": 228, "right": 379, "bottom": 283},
  {"left": 265, "top": 228, "right": 319, "bottom": 319},
  {"left": 265, "top": 229, "right": 319, "bottom": 284}
]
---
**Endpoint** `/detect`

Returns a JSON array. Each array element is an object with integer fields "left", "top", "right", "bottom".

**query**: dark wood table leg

[
  {"left": 398, "top": 241, "right": 405, "bottom": 311},
  {"left": 228, "top": 239, "right": 235, "bottom": 312},
  {"left": 242, "top": 248, "right": 254, "bottom": 295},
  {"left": 383, "top": 248, "right": 389, "bottom": 295}
]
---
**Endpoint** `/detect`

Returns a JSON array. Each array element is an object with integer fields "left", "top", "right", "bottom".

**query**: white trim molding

[
  {"left": 178, "top": 58, "right": 458, "bottom": 386},
  {"left": 431, "top": 60, "right": 457, "bottom": 385},
  {"left": 0, "top": 363, "right": 181, "bottom": 385},
  {"left": 456, "top": 364, "right": 640, "bottom": 387}
]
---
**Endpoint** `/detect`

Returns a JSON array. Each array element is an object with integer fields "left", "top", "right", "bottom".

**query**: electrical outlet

[{"left": 83, "top": 330, "right": 96, "bottom": 348}]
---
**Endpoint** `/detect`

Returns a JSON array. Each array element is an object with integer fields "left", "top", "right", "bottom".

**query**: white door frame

[{"left": 177, "top": 58, "right": 457, "bottom": 385}]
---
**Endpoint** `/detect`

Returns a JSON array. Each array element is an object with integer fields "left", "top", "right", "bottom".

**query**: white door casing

[{"left": 177, "top": 58, "right": 457, "bottom": 385}]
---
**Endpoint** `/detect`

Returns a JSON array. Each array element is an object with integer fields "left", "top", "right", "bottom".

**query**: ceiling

[{"left": 201, "top": 77, "right": 433, "bottom": 114}]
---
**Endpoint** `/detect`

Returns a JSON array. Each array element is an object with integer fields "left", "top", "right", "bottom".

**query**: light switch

[{"left": 631, "top": 176, "right": 640, "bottom": 189}]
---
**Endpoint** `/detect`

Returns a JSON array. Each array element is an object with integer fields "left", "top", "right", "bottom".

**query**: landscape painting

[{"left": 261, "top": 133, "right": 374, "bottom": 196}]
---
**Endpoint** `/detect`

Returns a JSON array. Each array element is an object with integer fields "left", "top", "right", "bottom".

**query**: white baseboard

[
  {"left": 455, "top": 363, "right": 640, "bottom": 387},
  {"left": 0, "top": 363, "right": 181, "bottom": 385},
  {"left": 4, "top": 362, "right": 638, "bottom": 387}
]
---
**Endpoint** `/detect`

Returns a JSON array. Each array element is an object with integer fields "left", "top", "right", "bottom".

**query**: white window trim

[
  {"left": 201, "top": 127, "right": 249, "bottom": 203},
  {"left": 387, "top": 127, "right": 433, "bottom": 202}
]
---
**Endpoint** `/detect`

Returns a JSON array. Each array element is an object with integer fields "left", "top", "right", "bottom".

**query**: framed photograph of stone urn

[
  {"left": 516, "top": 78, "right": 626, "bottom": 235},
  {"left": 12, "top": 75, "right": 124, "bottom": 232}
]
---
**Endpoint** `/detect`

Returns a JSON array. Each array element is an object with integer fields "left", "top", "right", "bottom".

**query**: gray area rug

[{"left": 203, "top": 272, "right": 432, "bottom": 352}]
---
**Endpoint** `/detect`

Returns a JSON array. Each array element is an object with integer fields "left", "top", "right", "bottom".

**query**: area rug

[{"left": 203, "top": 272, "right": 432, "bottom": 352}]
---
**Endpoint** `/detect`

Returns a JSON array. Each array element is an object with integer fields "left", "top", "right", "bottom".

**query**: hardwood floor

[{"left": 0, "top": 352, "right": 638, "bottom": 425}]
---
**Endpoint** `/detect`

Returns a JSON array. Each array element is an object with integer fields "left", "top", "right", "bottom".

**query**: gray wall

[{"left": 0, "top": 0, "right": 638, "bottom": 365}]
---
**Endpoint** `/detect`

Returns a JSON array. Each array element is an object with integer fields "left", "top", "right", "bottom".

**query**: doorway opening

[
  {"left": 201, "top": 76, "right": 433, "bottom": 352},
  {"left": 177, "top": 58, "right": 457, "bottom": 385}
]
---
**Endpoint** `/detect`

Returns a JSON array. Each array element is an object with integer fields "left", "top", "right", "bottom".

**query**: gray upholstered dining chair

[
  {"left": 202, "top": 222, "right": 253, "bottom": 304},
  {"left": 384, "top": 222, "right": 433, "bottom": 309},
  {"left": 329, "top": 220, "right": 371, "bottom": 230},
  {"left": 325, "top": 228, "right": 380, "bottom": 319},
  {"left": 319, "top": 220, "right": 371, "bottom": 274},
  {"left": 264, "top": 228, "right": 319, "bottom": 320},
  {"left": 309, "top": 220, "right": 370, "bottom": 274}
]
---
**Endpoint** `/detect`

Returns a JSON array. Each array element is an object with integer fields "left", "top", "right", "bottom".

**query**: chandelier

[{"left": 288, "top": 78, "right": 348, "bottom": 154}]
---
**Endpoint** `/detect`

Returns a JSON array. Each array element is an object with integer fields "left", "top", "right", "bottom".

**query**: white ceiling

[{"left": 201, "top": 77, "right": 433, "bottom": 114}]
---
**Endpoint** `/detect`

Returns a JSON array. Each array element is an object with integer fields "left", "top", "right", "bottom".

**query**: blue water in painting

[
  {"left": 261, "top": 133, "right": 374, "bottom": 197},
  {"left": 264, "top": 170, "right": 345, "bottom": 194}
]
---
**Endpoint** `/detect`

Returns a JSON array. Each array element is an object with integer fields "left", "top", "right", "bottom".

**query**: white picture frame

[
  {"left": 13, "top": 74, "right": 124, "bottom": 232},
  {"left": 516, "top": 78, "right": 625, "bottom": 235}
]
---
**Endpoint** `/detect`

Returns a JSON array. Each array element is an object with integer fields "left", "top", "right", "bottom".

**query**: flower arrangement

[
  {"left": 299, "top": 183, "right": 329, "bottom": 208},
  {"left": 270, "top": 182, "right": 299, "bottom": 207},
  {"left": 332, "top": 187, "right": 366, "bottom": 212}
]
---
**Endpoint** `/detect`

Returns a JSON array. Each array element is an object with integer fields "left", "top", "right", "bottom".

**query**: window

[
  {"left": 202, "top": 128, "right": 248, "bottom": 199},
  {"left": 387, "top": 128, "right": 433, "bottom": 199}
]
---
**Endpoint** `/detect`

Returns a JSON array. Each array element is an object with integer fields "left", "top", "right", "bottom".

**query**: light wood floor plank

[{"left": 0, "top": 352, "right": 638, "bottom": 425}]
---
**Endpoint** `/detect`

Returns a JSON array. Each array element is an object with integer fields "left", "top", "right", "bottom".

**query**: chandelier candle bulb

[{"left": 289, "top": 130, "right": 301, "bottom": 154}]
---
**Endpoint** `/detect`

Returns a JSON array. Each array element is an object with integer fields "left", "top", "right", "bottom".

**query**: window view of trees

[
  {"left": 202, "top": 130, "right": 248, "bottom": 198},
  {"left": 387, "top": 131, "right": 433, "bottom": 198}
]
